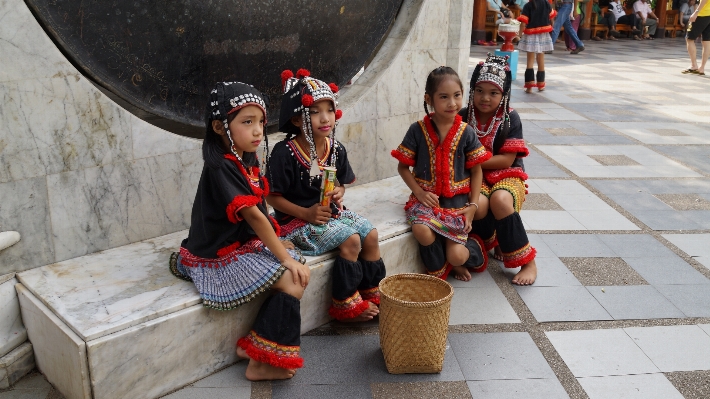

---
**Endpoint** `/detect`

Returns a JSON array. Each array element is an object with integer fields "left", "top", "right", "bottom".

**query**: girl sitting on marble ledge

[
  {"left": 169, "top": 82, "right": 309, "bottom": 381},
  {"left": 266, "top": 69, "right": 386, "bottom": 323}
]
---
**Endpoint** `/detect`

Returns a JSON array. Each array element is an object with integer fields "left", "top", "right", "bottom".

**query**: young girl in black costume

[
  {"left": 170, "top": 82, "right": 310, "bottom": 381},
  {"left": 267, "top": 69, "right": 385, "bottom": 323},
  {"left": 516, "top": 0, "right": 557, "bottom": 92},
  {"left": 460, "top": 54, "right": 538, "bottom": 285},
  {"left": 391, "top": 66, "right": 489, "bottom": 282}
]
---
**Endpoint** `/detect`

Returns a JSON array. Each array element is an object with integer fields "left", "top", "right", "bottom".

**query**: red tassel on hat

[
  {"left": 335, "top": 109, "right": 343, "bottom": 120},
  {"left": 328, "top": 83, "right": 339, "bottom": 93},
  {"left": 296, "top": 68, "right": 310, "bottom": 78},
  {"left": 281, "top": 70, "right": 294, "bottom": 89},
  {"left": 302, "top": 94, "right": 314, "bottom": 107}
]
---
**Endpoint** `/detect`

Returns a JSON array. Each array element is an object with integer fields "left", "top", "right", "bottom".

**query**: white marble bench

[{"left": 16, "top": 177, "right": 423, "bottom": 399}]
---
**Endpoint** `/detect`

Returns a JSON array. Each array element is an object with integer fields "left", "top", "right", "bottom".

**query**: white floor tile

[
  {"left": 578, "top": 374, "right": 684, "bottom": 399},
  {"left": 624, "top": 325, "right": 710, "bottom": 372}
]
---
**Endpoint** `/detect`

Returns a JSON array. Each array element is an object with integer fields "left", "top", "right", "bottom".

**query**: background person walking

[{"left": 550, "top": 0, "right": 586, "bottom": 53}]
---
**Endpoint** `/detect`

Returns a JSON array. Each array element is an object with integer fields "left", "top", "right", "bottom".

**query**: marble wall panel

[
  {"left": 409, "top": 48, "right": 449, "bottom": 113},
  {"left": 47, "top": 150, "right": 202, "bottom": 262},
  {"left": 0, "top": 77, "right": 133, "bottom": 184},
  {"left": 17, "top": 284, "right": 91, "bottom": 399},
  {"left": 0, "top": 0, "right": 75, "bottom": 82},
  {"left": 300, "top": 261, "right": 335, "bottom": 333},
  {"left": 0, "top": 276, "right": 26, "bottom": 357},
  {"left": 131, "top": 116, "right": 202, "bottom": 160},
  {"left": 375, "top": 112, "right": 422, "bottom": 181},
  {"left": 410, "top": 0, "right": 452, "bottom": 50},
  {"left": 337, "top": 119, "right": 379, "bottom": 184},
  {"left": 86, "top": 302, "right": 263, "bottom": 399},
  {"left": 0, "top": 177, "right": 54, "bottom": 273},
  {"left": 0, "top": 342, "right": 35, "bottom": 389},
  {"left": 376, "top": 52, "right": 413, "bottom": 118}
]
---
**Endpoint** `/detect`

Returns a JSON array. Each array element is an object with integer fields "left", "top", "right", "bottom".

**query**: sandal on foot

[{"left": 682, "top": 68, "right": 700, "bottom": 74}]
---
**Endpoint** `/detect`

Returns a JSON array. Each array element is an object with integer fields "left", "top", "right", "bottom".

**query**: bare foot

[
  {"left": 245, "top": 359, "right": 296, "bottom": 381},
  {"left": 236, "top": 346, "right": 250, "bottom": 361},
  {"left": 525, "top": 87, "right": 533, "bottom": 93},
  {"left": 511, "top": 260, "right": 537, "bottom": 285},
  {"left": 340, "top": 301, "right": 379, "bottom": 323},
  {"left": 451, "top": 265, "right": 472, "bottom": 281}
]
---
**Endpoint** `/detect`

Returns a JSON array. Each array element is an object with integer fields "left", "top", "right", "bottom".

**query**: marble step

[{"left": 17, "top": 177, "right": 424, "bottom": 399}]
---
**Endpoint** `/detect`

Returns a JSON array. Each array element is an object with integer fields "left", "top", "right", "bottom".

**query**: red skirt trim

[
  {"left": 502, "top": 244, "right": 537, "bottom": 268},
  {"left": 523, "top": 25, "right": 553, "bottom": 35},
  {"left": 329, "top": 291, "right": 370, "bottom": 320},
  {"left": 359, "top": 286, "right": 381, "bottom": 305},
  {"left": 484, "top": 168, "right": 528, "bottom": 186}
]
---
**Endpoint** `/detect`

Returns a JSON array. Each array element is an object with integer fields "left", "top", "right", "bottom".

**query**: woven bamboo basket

[{"left": 378, "top": 273, "right": 453, "bottom": 374}]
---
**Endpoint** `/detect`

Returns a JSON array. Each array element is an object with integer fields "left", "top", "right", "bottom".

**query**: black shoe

[
  {"left": 570, "top": 46, "right": 585, "bottom": 54},
  {"left": 544, "top": 50, "right": 553, "bottom": 54},
  {"left": 610, "top": 30, "right": 621, "bottom": 38},
  {"left": 632, "top": 28, "right": 642, "bottom": 35}
]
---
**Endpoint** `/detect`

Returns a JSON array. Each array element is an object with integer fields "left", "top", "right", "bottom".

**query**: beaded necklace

[{"left": 473, "top": 103, "right": 502, "bottom": 138}]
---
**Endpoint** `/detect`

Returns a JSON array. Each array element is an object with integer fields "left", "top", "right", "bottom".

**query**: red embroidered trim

[
  {"left": 550, "top": 9, "right": 558, "bottom": 18},
  {"left": 268, "top": 215, "right": 281, "bottom": 237},
  {"left": 485, "top": 236, "right": 499, "bottom": 251},
  {"left": 279, "top": 218, "right": 308, "bottom": 237},
  {"left": 524, "top": 82, "right": 537, "bottom": 88},
  {"left": 359, "top": 287, "right": 380, "bottom": 305},
  {"left": 261, "top": 176, "right": 270, "bottom": 197},
  {"left": 329, "top": 291, "right": 370, "bottom": 320},
  {"left": 537, "top": 82, "right": 546, "bottom": 89},
  {"left": 467, "top": 234, "right": 488, "bottom": 273},
  {"left": 421, "top": 114, "right": 472, "bottom": 197},
  {"left": 237, "top": 331, "right": 303, "bottom": 369},
  {"left": 502, "top": 244, "right": 536, "bottom": 268},
  {"left": 426, "top": 262, "right": 452, "bottom": 280},
  {"left": 517, "top": 15, "right": 530, "bottom": 24},
  {"left": 391, "top": 147, "right": 416, "bottom": 167},
  {"left": 180, "top": 240, "right": 264, "bottom": 268},
  {"left": 499, "top": 139, "right": 530, "bottom": 157},
  {"left": 523, "top": 25, "right": 553, "bottom": 35},
  {"left": 226, "top": 195, "right": 261, "bottom": 224},
  {"left": 465, "top": 146, "right": 492, "bottom": 169},
  {"left": 484, "top": 168, "right": 528, "bottom": 186}
]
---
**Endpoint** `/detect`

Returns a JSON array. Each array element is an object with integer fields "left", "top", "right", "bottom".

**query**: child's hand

[
  {"left": 415, "top": 189, "right": 439, "bottom": 208},
  {"left": 306, "top": 204, "right": 332, "bottom": 225},
  {"left": 280, "top": 240, "right": 295, "bottom": 250},
  {"left": 282, "top": 258, "right": 310, "bottom": 288},
  {"left": 456, "top": 206, "right": 477, "bottom": 234},
  {"left": 325, "top": 186, "right": 345, "bottom": 207}
]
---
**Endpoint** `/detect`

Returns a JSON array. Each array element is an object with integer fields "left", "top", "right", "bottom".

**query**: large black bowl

[{"left": 27, "top": 0, "right": 402, "bottom": 137}]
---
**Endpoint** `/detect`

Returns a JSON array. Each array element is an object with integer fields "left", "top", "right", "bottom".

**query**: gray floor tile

[
  {"left": 684, "top": 210, "right": 710, "bottom": 229},
  {"left": 527, "top": 234, "right": 555, "bottom": 258},
  {"left": 700, "top": 324, "right": 710, "bottom": 337},
  {"left": 588, "top": 180, "right": 642, "bottom": 195},
  {"left": 540, "top": 235, "right": 616, "bottom": 258},
  {"left": 577, "top": 374, "right": 684, "bottom": 399},
  {"left": 467, "top": 378, "right": 569, "bottom": 399},
  {"left": 623, "top": 256, "right": 710, "bottom": 286},
  {"left": 567, "top": 210, "right": 639, "bottom": 230},
  {"left": 654, "top": 285, "right": 710, "bottom": 317},
  {"left": 515, "top": 286, "right": 612, "bottom": 322},
  {"left": 161, "top": 387, "right": 251, "bottom": 399},
  {"left": 448, "top": 285, "right": 519, "bottom": 325},
  {"left": 511, "top": 256, "right": 580, "bottom": 287},
  {"left": 545, "top": 329, "right": 659, "bottom": 377},
  {"left": 273, "top": 384, "right": 372, "bottom": 399},
  {"left": 449, "top": 332, "right": 556, "bottom": 380},
  {"left": 366, "top": 336, "right": 465, "bottom": 383},
  {"left": 274, "top": 336, "right": 372, "bottom": 385},
  {"left": 606, "top": 192, "right": 671, "bottom": 212},
  {"left": 624, "top": 325, "right": 710, "bottom": 372},
  {"left": 643, "top": 179, "right": 710, "bottom": 194},
  {"left": 587, "top": 286, "right": 685, "bottom": 320},
  {"left": 632, "top": 210, "right": 702, "bottom": 230},
  {"left": 371, "top": 381, "right": 472, "bottom": 399},
  {"left": 597, "top": 235, "right": 676, "bottom": 258},
  {"left": 446, "top": 268, "right": 496, "bottom": 289},
  {"left": 655, "top": 146, "right": 710, "bottom": 174},
  {"left": 192, "top": 363, "right": 250, "bottom": 387},
  {"left": 524, "top": 150, "right": 568, "bottom": 178},
  {"left": 662, "top": 234, "right": 710, "bottom": 270}
]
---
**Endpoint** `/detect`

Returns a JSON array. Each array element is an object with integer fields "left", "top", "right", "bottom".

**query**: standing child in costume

[
  {"left": 267, "top": 69, "right": 386, "bottom": 323},
  {"left": 169, "top": 82, "right": 310, "bottom": 381},
  {"left": 460, "top": 54, "right": 538, "bottom": 285},
  {"left": 391, "top": 66, "right": 490, "bottom": 282},
  {"left": 517, "top": 0, "right": 557, "bottom": 92}
]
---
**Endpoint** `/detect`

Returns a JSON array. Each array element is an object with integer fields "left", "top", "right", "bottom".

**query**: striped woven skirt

[
  {"left": 405, "top": 196, "right": 468, "bottom": 245},
  {"left": 170, "top": 240, "right": 304, "bottom": 311},
  {"left": 281, "top": 210, "right": 375, "bottom": 256},
  {"left": 518, "top": 32, "right": 554, "bottom": 53}
]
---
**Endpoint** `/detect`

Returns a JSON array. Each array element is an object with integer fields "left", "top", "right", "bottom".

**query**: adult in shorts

[{"left": 683, "top": 0, "right": 710, "bottom": 75}]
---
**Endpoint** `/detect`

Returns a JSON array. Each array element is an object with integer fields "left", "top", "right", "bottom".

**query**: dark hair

[
  {"left": 423, "top": 66, "right": 464, "bottom": 115},
  {"left": 467, "top": 63, "right": 513, "bottom": 154},
  {"left": 202, "top": 108, "right": 260, "bottom": 169}
]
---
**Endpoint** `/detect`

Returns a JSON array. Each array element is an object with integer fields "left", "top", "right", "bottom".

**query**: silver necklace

[{"left": 473, "top": 103, "right": 502, "bottom": 138}]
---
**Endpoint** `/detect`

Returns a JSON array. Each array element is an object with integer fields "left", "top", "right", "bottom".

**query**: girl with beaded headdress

[
  {"left": 267, "top": 69, "right": 385, "bottom": 323},
  {"left": 391, "top": 66, "right": 491, "bottom": 282},
  {"left": 459, "top": 54, "right": 538, "bottom": 285},
  {"left": 169, "top": 82, "right": 310, "bottom": 381}
]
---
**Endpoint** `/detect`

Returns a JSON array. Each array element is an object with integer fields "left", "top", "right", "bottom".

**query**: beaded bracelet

[{"left": 465, "top": 202, "right": 479, "bottom": 210}]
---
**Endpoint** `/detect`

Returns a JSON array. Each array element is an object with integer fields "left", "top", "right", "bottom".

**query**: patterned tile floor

[{"left": 4, "top": 38, "right": 710, "bottom": 399}]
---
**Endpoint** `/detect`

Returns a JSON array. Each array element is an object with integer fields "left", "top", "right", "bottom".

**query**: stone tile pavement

[{"left": 3, "top": 38, "right": 710, "bottom": 399}]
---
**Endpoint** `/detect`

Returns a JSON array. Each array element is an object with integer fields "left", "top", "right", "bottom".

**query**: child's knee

[
  {"left": 412, "top": 224, "right": 436, "bottom": 245},
  {"left": 446, "top": 244, "right": 469, "bottom": 266},
  {"left": 273, "top": 270, "right": 305, "bottom": 300},
  {"left": 339, "top": 234, "right": 362, "bottom": 257}
]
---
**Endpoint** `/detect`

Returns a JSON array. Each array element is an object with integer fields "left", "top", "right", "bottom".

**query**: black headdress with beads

[
  {"left": 279, "top": 69, "right": 343, "bottom": 179},
  {"left": 207, "top": 81, "right": 271, "bottom": 173},
  {"left": 467, "top": 53, "right": 513, "bottom": 154}
]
